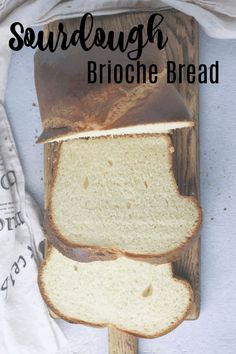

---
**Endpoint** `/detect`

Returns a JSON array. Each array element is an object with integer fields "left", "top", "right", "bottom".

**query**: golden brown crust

[
  {"left": 34, "top": 13, "right": 193, "bottom": 144},
  {"left": 38, "top": 246, "right": 193, "bottom": 339},
  {"left": 36, "top": 81, "right": 193, "bottom": 144},
  {"left": 45, "top": 134, "right": 201, "bottom": 264}
]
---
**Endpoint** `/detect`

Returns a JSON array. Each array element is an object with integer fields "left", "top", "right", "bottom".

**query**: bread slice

[
  {"left": 39, "top": 247, "right": 193, "bottom": 338},
  {"left": 47, "top": 134, "right": 201, "bottom": 262}
]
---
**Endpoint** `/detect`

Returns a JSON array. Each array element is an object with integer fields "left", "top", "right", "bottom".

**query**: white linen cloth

[
  {"left": 0, "top": 105, "right": 70, "bottom": 353},
  {"left": 0, "top": 1, "right": 236, "bottom": 353}
]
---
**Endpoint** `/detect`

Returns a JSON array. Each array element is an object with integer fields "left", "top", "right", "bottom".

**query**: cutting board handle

[{"left": 109, "top": 328, "right": 138, "bottom": 354}]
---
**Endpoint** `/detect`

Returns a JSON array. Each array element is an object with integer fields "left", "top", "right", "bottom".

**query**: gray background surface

[{"left": 5, "top": 29, "right": 236, "bottom": 354}]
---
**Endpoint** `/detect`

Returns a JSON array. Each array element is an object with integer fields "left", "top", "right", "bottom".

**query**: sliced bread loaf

[
  {"left": 47, "top": 134, "right": 201, "bottom": 261},
  {"left": 39, "top": 247, "right": 193, "bottom": 338}
]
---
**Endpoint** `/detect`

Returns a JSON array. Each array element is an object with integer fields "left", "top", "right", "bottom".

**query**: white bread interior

[
  {"left": 39, "top": 247, "right": 192, "bottom": 338},
  {"left": 49, "top": 134, "right": 201, "bottom": 258}
]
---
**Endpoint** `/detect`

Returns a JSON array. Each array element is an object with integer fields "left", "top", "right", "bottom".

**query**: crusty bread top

[{"left": 34, "top": 13, "right": 192, "bottom": 143}]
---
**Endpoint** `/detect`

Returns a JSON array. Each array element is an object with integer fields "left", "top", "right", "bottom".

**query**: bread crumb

[
  {"left": 142, "top": 284, "right": 153, "bottom": 297},
  {"left": 83, "top": 177, "right": 89, "bottom": 189}
]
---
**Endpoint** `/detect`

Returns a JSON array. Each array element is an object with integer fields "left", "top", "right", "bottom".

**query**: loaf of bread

[
  {"left": 34, "top": 14, "right": 193, "bottom": 144},
  {"left": 37, "top": 14, "right": 199, "bottom": 340},
  {"left": 46, "top": 134, "right": 201, "bottom": 262},
  {"left": 39, "top": 246, "right": 193, "bottom": 338}
]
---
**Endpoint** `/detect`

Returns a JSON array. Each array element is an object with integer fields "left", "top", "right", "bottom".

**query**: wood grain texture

[
  {"left": 109, "top": 329, "right": 138, "bottom": 354},
  {"left": 161, "top": 11, "right": 200, "bottom": 319},
  {"left": 42, "top": 9, "right": 199, "bottom": 353}
]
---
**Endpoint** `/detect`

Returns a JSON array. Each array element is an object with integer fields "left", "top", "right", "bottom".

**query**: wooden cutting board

[{"left": 43, "top": 9, "right": 199, "bottom": 354}]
